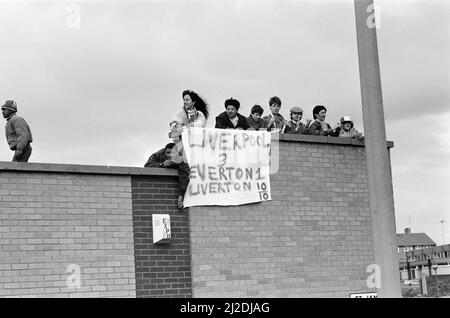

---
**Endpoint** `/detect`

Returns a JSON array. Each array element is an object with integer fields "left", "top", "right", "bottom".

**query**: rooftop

[{"left": 397, "top": 233, "right": 436, "bottom": 247}]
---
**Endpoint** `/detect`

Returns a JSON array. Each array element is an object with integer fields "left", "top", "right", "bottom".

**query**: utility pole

[
  {"left": 441, "top": 220, "right": 446, "bottom": 245},
  {"left": 354, "top": 0, "right": 401, "bottom": 297}
]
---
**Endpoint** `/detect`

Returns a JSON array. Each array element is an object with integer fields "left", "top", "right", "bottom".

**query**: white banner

[{"left": 182, "top": 127, "right": 272, "bottom": 207}]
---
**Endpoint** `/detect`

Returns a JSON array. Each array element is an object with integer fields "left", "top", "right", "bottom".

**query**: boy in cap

[
  {"left": 282, "top": 106, "right": 311, "bottom": 134},
  {"left": 215, "top": 98, "right": 249, "bottom": 130},
  {"left": 331, "top": 116, "right": 364, "bottom": 140},
  {"left": 246, "top": 104, "right": 268, "bottom": 131},
  {"left": 1, "top": 100, "right": 33, "bottom": 162}
]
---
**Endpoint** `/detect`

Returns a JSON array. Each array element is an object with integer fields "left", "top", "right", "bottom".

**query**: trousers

[{"left": 12, "top": 144, "right": 32, "bottom": 162}]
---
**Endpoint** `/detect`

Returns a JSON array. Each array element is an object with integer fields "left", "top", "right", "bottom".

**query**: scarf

[{"left": 316, "top": 119, "right": 329, "bottom": 131}]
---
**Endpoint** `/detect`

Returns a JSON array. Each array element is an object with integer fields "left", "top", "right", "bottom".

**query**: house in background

[
  {"left": 398, "top": 228, "right": 435, "bottom": 280},
  {"left": 398, "top": 228, "right": 450, "bottom": 280},
  {"left": 405, "top": 244, "right": 450, "bottom": 276},
  {"left": 397, "top": 227, "right": 436, "bottom": 254}
]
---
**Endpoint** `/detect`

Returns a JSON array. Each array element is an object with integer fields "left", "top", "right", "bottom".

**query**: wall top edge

[
  {"left": 0, "top": 161, "right": 179, "bottom": 177},
  {"left": 278, "top": 134, "right": 394, "bottom": 148},
  {"left": 0, "top": 137, "right": 394, "bottom": 175}
]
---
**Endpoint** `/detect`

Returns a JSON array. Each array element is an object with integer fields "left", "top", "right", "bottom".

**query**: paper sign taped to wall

[
  {"left": 182, "top": 127, "right": 272, "bottom": 207},
  {"left": 152, "top": 214, "right": 171, "bottom": 243}
]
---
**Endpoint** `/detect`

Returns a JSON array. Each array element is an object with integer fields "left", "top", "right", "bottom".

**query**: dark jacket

[
  {"left": 5, "top": 113, "right": 33, "bottom": 153},
  {"left": 308, "top": 120, "right": 333, "bottom": 136},
  {"left": 215, "top": 112, "right": 249, "bottom": 130},
  {"left": 282, "top": 120, "right": 309, "bottom": 135},
  {"left": 144, "top": 148, "right": 171, "bottom": 168},
  {"left": 246, "top": 116, "right": 268, "bottom": 131}
]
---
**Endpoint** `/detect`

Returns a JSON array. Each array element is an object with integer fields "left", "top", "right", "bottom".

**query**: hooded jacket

[
  {"left": 5, "top": 113, "right": 33, "bottom": 153},
  {"left": 215, "top": 112, "right": 249, "bottom": 130}
]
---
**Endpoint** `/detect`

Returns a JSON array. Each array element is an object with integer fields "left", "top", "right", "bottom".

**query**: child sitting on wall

[
  {"left": 246, "top": 105, "right": 268, "bottom": 131},
  {"left": 263, "top": 96, "right": 285, "bottom": 132},
  {"left": 308, "top": 105, "right": 334, "bottom": 136},
  {"left": 332, "top": 116, "right": 364, "bottom": 140},
  {"left": 282, "top": 106, "right": 311, "bottom": 134}
]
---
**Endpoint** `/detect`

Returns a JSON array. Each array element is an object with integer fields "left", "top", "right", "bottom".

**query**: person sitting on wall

[
  {"left": 1, "top": 100, "right": 33, "bottom": 162},
  {"left": 246, "top": 104, "right": 268, "bottom": 131},
  {"left": 282, "top": 106, "right": 311, "bottom": 134},
  {"left": 215, "top": 98, "right": 249, "bottom": 130},
  {"left": 308, "top": 105, "right": 334, "bottom": 136},
  {"left": 263, "top": 96, "right": 285, "bottom": 132},
  {"left": 144, "top": 143, "right": 176, "bottom": 168},
  {"left": 331, "top": 116, "right": 364, "bottom": 140},
  {"left": 168, "top": 90, "right": 208, "bottom": 211},
  {"left": 170, "top": 90, "right": 209, "bottom": 133}
]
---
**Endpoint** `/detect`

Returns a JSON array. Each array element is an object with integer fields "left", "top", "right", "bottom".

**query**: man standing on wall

[{"left": 1, "top": 100, "right": 33, "bottom": 162}]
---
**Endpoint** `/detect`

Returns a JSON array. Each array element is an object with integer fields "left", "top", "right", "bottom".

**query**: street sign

[
  {"left": 404, "top": 279, "right": 420, "bottom": 285},
  {"left": 350, "top": 292, "right": 378, "bottom": 298}
]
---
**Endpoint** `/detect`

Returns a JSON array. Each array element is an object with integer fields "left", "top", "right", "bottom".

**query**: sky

[{"left": 0, "top": 0, "right": 449, "bottom": 245}]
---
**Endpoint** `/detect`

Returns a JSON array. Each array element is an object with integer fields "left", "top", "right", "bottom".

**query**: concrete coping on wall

[
  {"left": 0, "top": 135, "right": 393, "bottom": 176},
  {"left": 0, "top": 161, "right": 179, "bottom": 177},
  {"left": 278, "top": 133, "right": 394, "bottom": 148}
]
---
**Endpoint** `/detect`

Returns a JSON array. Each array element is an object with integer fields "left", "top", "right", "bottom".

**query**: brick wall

[
  {"left": 131, "top": 175, "right": 192, "bottom": 298},
  {"left": 0, "top": 171, "right": 136, "bottom": 297},
  {"left": 189, "top": 136, "right": 380, "bottom": 297},
  {"left": 0, "top": 135, "right": 394, "bottom": 298}
]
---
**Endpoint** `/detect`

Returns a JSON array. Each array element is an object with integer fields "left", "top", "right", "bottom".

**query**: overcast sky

[{"left": 0, "top": 0, "right": 449, "bottom": 244}]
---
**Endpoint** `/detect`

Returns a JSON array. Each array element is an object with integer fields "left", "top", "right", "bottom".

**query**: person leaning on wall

[
  {"left": 331, "top": 116, "right": 364, "bottom": 140},
  {"left": 169, "top": 89, "right": 209, "bottom": 139},
  {"left": 246, "top": 104, "right": 267, "bottom": 131},
  {"left": 215, "top": 97, "right": 249, "bottom": 130},
  {"left": 263, "top": 96, "right": 285, "bottom": 132},
  {"left": 144, "top": 143, "right": 176, "bottom": 168},
  {"left": 281, "top": 106, "right": 311, "bottom": 134},
  {"left": 144, "top": 142, "right": 189, "bottom": 211},
  {"left": 308, "top": 105, "right": 334, "bottom": 136},
  {"left": 1, "top": 100, "right": 33, "bottom": 162}
]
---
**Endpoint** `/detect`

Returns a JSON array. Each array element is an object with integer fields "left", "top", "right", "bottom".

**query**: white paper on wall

[{"left": 152, "top": 214, "right": 171, "bottom": 243}]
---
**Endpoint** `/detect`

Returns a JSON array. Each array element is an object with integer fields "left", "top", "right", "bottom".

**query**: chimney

[{"left": 404, "top": 227, "right": 411, "bottom": 234}]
